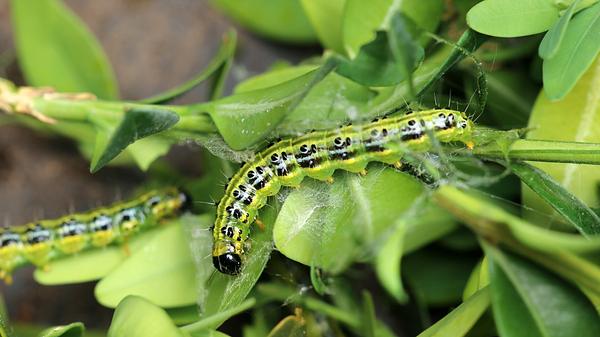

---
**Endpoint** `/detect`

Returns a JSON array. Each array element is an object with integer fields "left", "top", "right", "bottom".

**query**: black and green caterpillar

[
  {"left": 212, "top": 109, "right": 474, "bottom": 275},
  {"left": 0, "top": 187, "right": 189, "bottom": 283}
]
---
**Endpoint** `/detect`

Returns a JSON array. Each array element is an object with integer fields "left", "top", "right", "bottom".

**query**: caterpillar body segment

[
  {"left": 213, "top": 109, "right": 474, "bottom": 275},
  {"left": 0, "top": 187, "right": 189, "bottom": 283}
]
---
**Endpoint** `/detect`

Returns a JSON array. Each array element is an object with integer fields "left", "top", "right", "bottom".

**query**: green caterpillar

[
  {"left": 212, "top": 108, "right": 475, "bottom": 275},
  {"left": 0, "top": 187, "right": 189, "bottom": 283}
]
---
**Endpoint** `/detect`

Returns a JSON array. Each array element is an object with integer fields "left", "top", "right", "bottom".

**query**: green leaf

[
  {"left": 403, "top": 249, "right": 479, "bottom": 307},
  {"left": 39, "top": 323, "right": 84, "bottom": 337},
  {"left": 95, "top": 218, "right": 199, "bottom": 308},
  {"left": 524, "top": 55, "right": 600, "bottom": 226},
  {"left": 107, "top": 296, "right": 185, "bottom": 337},
  {"left": 140, "top": 30, "right": 237, "bottom": 104},
  {"left": 375, "top": 220, "right": 408, "bottom": 303},
  {"left": 462, "top": 258, "right": 490, "bottom": 301},
  {"left": 206, "top": 60, "right": 337, "bottom": 149},
  {"left": 543, "top": 2, "right": 600, "bottom": 99},
  {"left": 416, "top": 287, "right": 490, "bottom": 337},
  {"left": 388, "top": 12, "right": 423, "bottom": 96},
  {"left": 486, "top": 245, "right": 600, "bottom": 337},
  {"left": 210, "top": 0, "right": 317, "bottom": 44},
  {"left": 91, "top": 107, "right": 179, "bottom": 173},
  {"left": 198, "top": 205, "right": 278, "bottom": 326},
  {"left": 342, "top": 0, "right": 444, "bottom": 57},
  {"left": 233, "top": 65, "right": 319, "bottom": 94},
  {"left": 336, "top": 31, "right": 415, "bottom": 86},
  {"left": 300, "top": 0, "right": 346, "bottom": 54},
  {"left": 360, "top": 292, "right": 377, "bottom": 337},
  {"left": 34, "top": 227, "right": 162, "bottom": 285},
  {"left": 466, "top": 0, "right": 560, "bottom": 37},
  {"left": 511, "top": 161, "right": 600, "bottom": 235},
  {"left": 367, "top": 29, "right": 486, "bottom": 116},
  {"left": 11, "top": 0, "right": 118, "bottom": 98},
  {"left": 273, "top": 165, "right": 425, "bottom": 273},
  {"left": 539, "top": 0, "right": 581, "bottom": 59}
]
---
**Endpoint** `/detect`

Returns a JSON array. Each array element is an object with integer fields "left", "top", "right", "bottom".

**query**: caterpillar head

[
  {"left": 145, "top": 189, "right": 192, "bottom": 218},
  {"left": 212, "top": 239, "right": 243, "bottom": 275}
]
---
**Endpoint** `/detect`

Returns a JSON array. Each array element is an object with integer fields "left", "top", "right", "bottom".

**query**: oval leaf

[
  {"left": 543, "top": 2, "right": 600, "bottom": 99},
  {"left": 95, "top": 219, "right": 199, "bottom": 308},
  {"left": 273, "top": 165, "right": 424, "bottom": 273},
  {"left": 11, "top": 0, "right": 118, "bottom": 98},
  {"left": 467, "top": 0, "right": 559, "bottom": 37},
  {"left": 107, "top": 296, "right": 184, "bottom": 337},
  {"left": 538, "top": 0, "right": 582, "bottom": 59},
  {"left": 486, "top": 245, "right": 600, "bottom": 337},
  {"left": 39, "top": 323, "right": 84, "bottom": 337},
  {"left": 210, "top": 0, "right": 317, "bottom": 43},
  {"left": 300, "top": 0, "right": 346, "bottom": 54}
]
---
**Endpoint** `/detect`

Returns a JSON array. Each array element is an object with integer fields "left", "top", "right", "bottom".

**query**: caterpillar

[
  {"left": 0, "top": 187, "right": 189, "bottom": 283},
  {"left": 212, "top": 108, "right": 474, "bottom": 275}
]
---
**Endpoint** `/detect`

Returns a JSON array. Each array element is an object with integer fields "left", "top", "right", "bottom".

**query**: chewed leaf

[
  {"left": 273, "top": 165, "right": 425, "bottom": 273},
  {"left": 466, "top": 0, "right": 559, "bottom": 37},
  {"left": 486, "top": 244, "right": 600, "bottom": 337},
  {"left": 11, "top": 0, "right": 118, "bottom": 98},
  {"left": 91, "top": 107, "right": 179, "bottom": 173},
  {"left": 107, "top": 296, "right": 185, "bottom": 337}
]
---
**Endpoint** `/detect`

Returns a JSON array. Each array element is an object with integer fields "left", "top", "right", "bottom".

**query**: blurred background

[{"left": 0, "top": 0, "right": 317, "bottom": 329}]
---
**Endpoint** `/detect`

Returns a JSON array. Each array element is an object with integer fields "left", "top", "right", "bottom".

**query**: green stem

[
  {"left": 257, "top": 283, "right": 358, "bottom": 328},
  {"left": 474, "top": 139, "right": 600, "bottom": 164},
  {"left": 180, "top": 298, "right": 256, "bottom": 334}
]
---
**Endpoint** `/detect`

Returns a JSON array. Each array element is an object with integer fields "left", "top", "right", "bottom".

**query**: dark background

[{"left": 0, "top": 0, "right": 316, "bottom": 329}]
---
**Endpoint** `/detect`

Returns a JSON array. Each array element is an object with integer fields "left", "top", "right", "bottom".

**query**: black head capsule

[{"left": 213, "top": 252, "right": 242, "bottom": 275}]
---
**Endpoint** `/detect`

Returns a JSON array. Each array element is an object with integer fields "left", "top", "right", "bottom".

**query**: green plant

[{"left": 1, "top": 0, "right": 600, "bottom": 336}]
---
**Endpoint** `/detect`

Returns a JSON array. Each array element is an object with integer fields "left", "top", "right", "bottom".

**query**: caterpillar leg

[
  {"left": 358, "top": 169, "right": 368, "bottom": 177},
  {"left": 122, "top": 241, "right": 131, "bottom": 256},
  {"left": 326, "top": 176, "right": 334, "bottom": 184},
  {"left": 393, "top": 161, "right": 403, "bottom": 169},
  {"left": 465, "top": 140, "right": 475, "bottom": 150},
  {"left": 255, "top": 218, "right": 266, "bottom": 231}
]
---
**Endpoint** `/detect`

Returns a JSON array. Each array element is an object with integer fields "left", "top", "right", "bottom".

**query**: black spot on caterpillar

[
  {"left": 0, "top": 187, "right": 190, "bottom": 283},
  {"left": 212, "top": 109, "right": 475, "bottom": 275}
]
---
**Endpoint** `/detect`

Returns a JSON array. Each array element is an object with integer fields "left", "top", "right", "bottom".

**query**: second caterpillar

[{"left": 0, "top": 187, "right": 189, "bottom": 283}]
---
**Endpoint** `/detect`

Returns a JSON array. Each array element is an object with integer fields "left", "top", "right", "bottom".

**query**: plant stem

[{"left": 473, "top": 139, "right": 600, "bottom": 164}]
